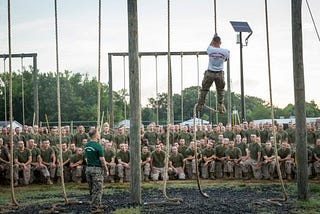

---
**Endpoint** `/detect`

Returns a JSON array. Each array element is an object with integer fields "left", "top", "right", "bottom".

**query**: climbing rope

[
  {"left": 97, "top": 0, "right": 102, "bottom": 129},
  {"left": 305, "top": 0, "right": 320, "bottom": 43},
  {"left": 193, "top": 104, "right": 210, "bottom": 198},
  {"left": 161, "top": 0, "right": 183, "bottom": 204},
  {"left": 7, "top": 0, "right": 19, "bottom": 206},
  {"left": 264, "top": 0, "right": 288, "bottom": 204},
  {"left": 213, "top": 0, "right": 217, "bottom": 34},
  {"left": 54, "top": 0, "right": 68, "bottom": 204}
]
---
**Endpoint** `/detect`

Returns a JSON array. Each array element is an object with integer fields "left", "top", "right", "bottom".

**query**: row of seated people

[{"left": 1, "top": 135, "right": 320, "bottom": 185}]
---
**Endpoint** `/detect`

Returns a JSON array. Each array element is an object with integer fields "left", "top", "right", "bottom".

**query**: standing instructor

[{"left": 85, "top": 129, "right": 108, "bottom": 213}]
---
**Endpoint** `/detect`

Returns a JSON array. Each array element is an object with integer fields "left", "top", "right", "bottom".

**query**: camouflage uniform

[
  {"left": 116, "top": 147, "right": 130, "bottom": 182},
  {"left": 141, "top": 150, "right": 151, "bottom": 181},
  {"left": 14, "top": 147, "right": 32, "bottom": 185},
  {"left": 169, "top": 151, "right": 185, "bottom": 180},
  {"left": 70, "top": 151, "right": 84, "bottom": 183},
  {"left": 201, "top": 146, "right": 216, "bottom": 179},
  {"left": 241, "top": 142, "right": 262, "bottom": 180},
  {"left": 225, "top": 146, "right": 242, "bottom": 179},
  {"left": 277, "top": 145, "right": 293, "bottom": 180},
  {"left": 261, "top": 146, "right": 276, "bottom": 180},
  {"left": 151, "top": 149, "right": 166, "bottom": 181}
]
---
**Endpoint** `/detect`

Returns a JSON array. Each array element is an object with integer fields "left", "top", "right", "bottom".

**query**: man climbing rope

[{"left": 197, "top": 34, "right": 230, "bottom": 113}]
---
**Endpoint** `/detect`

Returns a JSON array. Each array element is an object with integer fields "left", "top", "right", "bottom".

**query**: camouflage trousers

[
  {"left": 30, "top": 164, "right": 51, "bottom": 184},
  {"left": 241, "top": 158, "right": 262, "bottom": 180},
  {"left": 117, "top": 163, "right": 130, "bottom": 181},
  {"left": 151, "top": 167, "right": 167, "bottom": 181},
  {"left": 198, "top": 70, "right": 225, "bottom": 106},
  {"left": 44, "top": 164, "right": 56, "bottom": 179},
  {"left": 226, "top": 161, "right": 242, "bottom": 179},
  {"left": 71, "top": 166, "right": 83, "bottom": 183},
  {"left": 142, "top": 163, "right": 151, "bottom": 177},
  {"left": 103, "top": 163, "right": 115, "bottom": 182},
  {"left": 57, "top": 165, "right": 71, "bottom": 182},
  {"left": 168, "top": 166, "right": 185, "bottom": 180},
  {"left": 313, "top": 161, "right": 320, "bottom": 174},
  {"left": 14, "top": 164, "right": 31, "bottom": 185},
  {"left": 185, "top": 160, "right": 197, "bottom": 179},
  {"left": 201, "top": 161, "right": 215, "bottom": 179},
  {"left": 0, "top": 163, "right": 11, "bottom": 181},
  {"left": 85, "top": 166, "right": 104, "bottom": 208},
  {"left": 261, "top": 160, "right": 276, "bottom": 179},
  {"left": 214, "top": 161, "right": 225, "bottom": 178},
  {"left": 279, "top": 160, "right": 292, "bottom": 178}
]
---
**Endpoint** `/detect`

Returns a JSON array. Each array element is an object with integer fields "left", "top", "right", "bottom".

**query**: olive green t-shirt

[
  {"left": 225, "top": 147, "right": 242, "bottom": 159},
  {"left": 151, "top": 150, "right": 166, "bottom": 168},
  {"left": 14, "top": 148, "right": 31, "bottom": 163},
  {"left": 169, "top": 153, "right": 184, "bottom": 168},
  {"left": 116, "top": 150, "right": 130, "bottom": 163},
  {"left": 104, "top": 149, "right": 115, "bottom": 163},
  {"left": 248, "top": 143, "right": 262, "bottom": 161},
  {"left": 277, "top": 148, "right": 291, "bottom": 159}
]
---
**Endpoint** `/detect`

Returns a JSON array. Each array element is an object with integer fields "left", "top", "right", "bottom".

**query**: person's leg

[
  {"left": 214, "top": 71, "right": 226, "bottom": 113},
  {"left": 197, "top": 71, "right": 215, "bottom": 111}
]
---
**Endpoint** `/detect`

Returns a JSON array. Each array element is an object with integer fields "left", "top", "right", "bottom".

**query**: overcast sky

[{"left": 0, "top": 0, "right": 319, "bottom": 108}]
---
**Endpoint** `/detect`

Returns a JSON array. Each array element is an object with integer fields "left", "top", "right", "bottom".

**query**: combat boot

[
  {"left": 144, "top": 175, "right": 149, "bottom": 182},
  {"left": 218, "top": 103, "right": 226, "bottom": 114}
]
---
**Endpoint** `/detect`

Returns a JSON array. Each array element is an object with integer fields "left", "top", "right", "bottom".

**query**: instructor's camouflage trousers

[{"left": 86, "top": 166, "right": 104, "bottom": 208}]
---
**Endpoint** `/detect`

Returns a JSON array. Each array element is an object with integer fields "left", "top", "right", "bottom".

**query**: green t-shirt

[
  {"left": 235, "top": 142, "right": 247, "bottom": 156},
  {"left": 30, "top": 147, "right": 41, "bottom": 163},
  {"left": 114, "top": 134, "right": 128, "bottom": 149},
  {"left": 223, "top": 131, "right": 235, "bottom": 141},
  {"left": 202, "top": 148, "right": 215, "bottom": 158},
  {"left": 40, "top": 147, "right": 55, "bottom": 163},
  {"left": 151, "top": 150, "right": 166, "bottom": 168},
  {"left": 0, "top": 145, "right": 10, "bottom": 162},
  {"left": 14, "top": 148, "right": 31, "bottom": 163},
  {"left": 144, "top": 131, "right": 158, "bottom": 145},
  {"left": 262, "top": 147, "right": 275, "bottom": 158},
  {"left": 141, "top": 151, "right": 151, "bottom": 162},
  {"left": 73, "top": 133, "right": 89, "bottom": 148},
  {"left": 248, "top": 143, "right": 261, "bottom": 161},
  {"left": 179, "top": 132, "right": 193, "bottom": 146},
  {"left": 313, "top": 146, "right": 320, "bottom": 158},
  {"left": 178, "top": 146, "right": 188, "bottom": 158},
  {"left": 277, "top": 148, "right": 291, "bottom": 159},
  {"left": 215, "top": 145, "right": 228, "bottom": 158},
  {"left": 84, "top": 141, "right": 104, "bottom": 167},
  {"left": 104, "top": 149, "right": 115, "bottom": 163},
  {"left": 57, "top": 150, "right": 72, "bottom": 163},
  {"left": 169, "top": 153, "right": 184, "bottom": 168},
  {"left": 101, "top": 132, "right": 114, "bottom": 142},
  {"left": 225, "top": 147, "right": 242, "bottom": 159},
  {"left": 70, "top": 153, "right": 84, "bottom": 164},
  {"left": 116, "top": 150, "right": 130, "bottom": 163}
]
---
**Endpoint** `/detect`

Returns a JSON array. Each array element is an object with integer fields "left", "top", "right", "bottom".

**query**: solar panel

[{"left": 230, "top": 21, "right": 252, "bottom": 33}]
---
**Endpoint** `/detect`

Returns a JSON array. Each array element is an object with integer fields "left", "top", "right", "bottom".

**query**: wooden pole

[
  {"left": 292, "top": 0, "right": 308, "bottom": 200},
  {"left": 127, "top": 0, "right": 141, "bottom": 205},
  {"left": 33, "top": 55, "right": 39, "bottom": 125},
  {"left": 227, "top": 59, "right": 231, "bottom": 125},
  {"left": 108, "top": 54, "right": 114, "bottom": 129}
]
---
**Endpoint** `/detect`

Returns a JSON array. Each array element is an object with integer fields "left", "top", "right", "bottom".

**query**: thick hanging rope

[
  {"left": 305, "top": 0, "right": 320, "bottom": 43},
  {"left": 7, "top": 0, "right": 18, "bottom": 206},
  {"left": 54, "top": 0, "right": 68, "bottom": 204},
  {"left": 162, "top": 0, "right": 183, "bottom": 203},
  {"left": 264, "top": 0, "right": 288, "bottom": 205},
  {"left": 213, "top": 0, "right": 217, "bottom": 34},
  {"left": 97, "top": 0, "right": 102, "bottom": 130},
  {"left": 193, "top": 104, "right": 210, "bottom": 198}
]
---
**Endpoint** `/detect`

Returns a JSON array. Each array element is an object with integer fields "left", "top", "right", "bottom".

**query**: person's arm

[{"left": 99, "top": 156, "right": 109, "bottom": 175}]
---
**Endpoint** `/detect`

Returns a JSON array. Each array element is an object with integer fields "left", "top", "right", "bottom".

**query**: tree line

[{"left": 0, "top": 68, "right": 319, "bottom": 126}]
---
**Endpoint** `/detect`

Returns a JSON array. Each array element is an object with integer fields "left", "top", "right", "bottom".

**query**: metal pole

[
  {"left": 108, "top": 53, "right": 114, "bottom": 129},
  {"left": 239, "top": 32, "right": 245, "bottom": 122},
  {"left": 292, "top": 0, "right": 308, "bottom": 200},
  {"left": 227, "top": 59, "right": 231, "bottom": 125},
  {"left": 127, "top": 0, "right": 141, "bottom": 205}
]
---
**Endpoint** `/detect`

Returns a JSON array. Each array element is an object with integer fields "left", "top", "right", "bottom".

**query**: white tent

[
  {"left": 117, "top": 119, "right": 130, "bottom": 129},
  {"left": 180, "top": 118, "right": 210, "bottom": 126}
]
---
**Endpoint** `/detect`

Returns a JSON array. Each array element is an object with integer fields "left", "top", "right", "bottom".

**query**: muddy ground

[{"left": 1, "top": 184, "right": 310, "bottom": 214}]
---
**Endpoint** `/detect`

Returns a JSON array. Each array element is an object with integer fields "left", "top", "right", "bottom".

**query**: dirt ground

[{"left": 1, "top": 183, "right": 305, "bottom": 214}]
